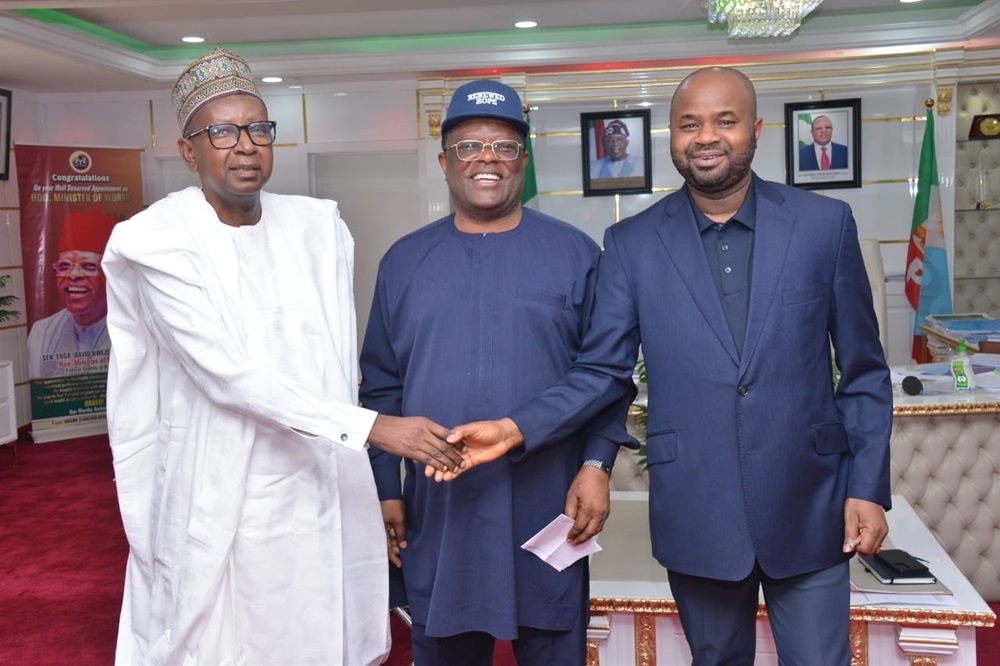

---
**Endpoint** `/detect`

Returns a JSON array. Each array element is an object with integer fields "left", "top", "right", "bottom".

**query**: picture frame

[
  {"left": 784, "top": 98, "right": 861, "bottom": 190},
  {"left": 0, "top": 89, "right": 9, "bottom": 181},
  {"left": 581, "top": 109, "right": 652, "bottom": 197}
]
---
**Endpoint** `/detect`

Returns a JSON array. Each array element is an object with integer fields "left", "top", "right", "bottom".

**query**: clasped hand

[
  {"left": 366, "top": 414, "right": 519, "bottom": 479},
  {"left": 421, "top": 417, "right": 526, "bottom": 482}
]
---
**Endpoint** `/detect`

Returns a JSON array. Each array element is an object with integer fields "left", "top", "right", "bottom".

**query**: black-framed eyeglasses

[
  {"left": 184, "top": 121, "right": 278, "bottom": 149},
  {"left": 445, "top": 140, "right": 523, "bottom": 162},
  {"left": 53, "top": 260, "right": 100, "bottom": 277}
]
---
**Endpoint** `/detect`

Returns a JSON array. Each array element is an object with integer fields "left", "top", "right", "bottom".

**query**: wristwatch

[{"left": 582, "top": 459, "right": 612, "bottom": 474}]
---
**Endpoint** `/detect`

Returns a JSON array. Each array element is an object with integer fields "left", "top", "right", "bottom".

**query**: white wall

[{"left": 0, "top": 49, "right": 991, "bottom": 424}]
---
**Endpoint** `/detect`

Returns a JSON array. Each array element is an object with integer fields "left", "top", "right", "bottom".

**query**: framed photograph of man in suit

[
  {"left": 581, "top": 109, "right": 652, "bottom": 197},
  {"left": 784, "top": 98, "right": 861, "bottom": 190}
]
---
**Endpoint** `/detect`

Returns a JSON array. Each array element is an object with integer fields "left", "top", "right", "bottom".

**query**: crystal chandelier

[{"left": 706, "top": 0, "right": 824, "bottom": 38}]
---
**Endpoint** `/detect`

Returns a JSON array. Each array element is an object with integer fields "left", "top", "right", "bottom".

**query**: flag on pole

[
  {"left": 904, "top": 104, "right": 952, "bottom": 362},
  {"left": 521, "top": 106, "right": 538, "bottom": 208}
]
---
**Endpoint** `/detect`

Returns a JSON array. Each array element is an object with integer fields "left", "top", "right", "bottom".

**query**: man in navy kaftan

[{"left": 361, "top": 79, "right": 634, "bottom": 666}]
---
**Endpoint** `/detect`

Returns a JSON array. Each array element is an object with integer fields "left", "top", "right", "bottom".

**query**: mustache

[{"left": 688, "top": 143, "right": 727, "bottom": 156}]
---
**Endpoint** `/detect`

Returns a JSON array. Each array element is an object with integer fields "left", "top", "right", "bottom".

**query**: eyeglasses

[
  {"left": 53, "top": 260, "right": 101, "bottom": 277},
  {"left": 445, "top": 140, "right": 523, "bottom": 162},
  {"left": 184, "top": 121, "right": 278, "bottom": 149}
]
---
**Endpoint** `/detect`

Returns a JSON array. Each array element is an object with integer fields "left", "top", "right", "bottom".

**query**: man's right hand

[
  {"left": 381, "top": 499, "right": 407, "bottom": 568},
  {"left": 367, "top": 414, "right": 465, "bottom": 474},
  {"left": 432, "top": 417, "right": 526, "bottom": 481}
]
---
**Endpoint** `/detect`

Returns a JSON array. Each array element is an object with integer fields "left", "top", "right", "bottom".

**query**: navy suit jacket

[
  {"left": 511, "top": 175, "right": 891, "bottom": 581},
  {"left": 799, "top": 142, "right": 848, "bottom": 170}
]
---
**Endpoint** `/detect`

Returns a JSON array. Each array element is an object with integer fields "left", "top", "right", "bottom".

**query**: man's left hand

[
  {"left": 564, "top": 465, "right": 611, "bottom": 545},
  {"left": 843, "top": 497, "right": 888, "bottom": 556}
]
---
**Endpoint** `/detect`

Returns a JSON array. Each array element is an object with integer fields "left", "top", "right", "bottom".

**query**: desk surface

[
  {"left": 890, "top": 362, "right": 1000, "bottom": 415},
  {"left": 590, "top": 492, "right": 995, "bottom": 628}
]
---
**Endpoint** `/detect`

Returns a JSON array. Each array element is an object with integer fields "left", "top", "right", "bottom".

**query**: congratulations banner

[{"left": 16, "top": 145, "right": 143, "bottom": 442}]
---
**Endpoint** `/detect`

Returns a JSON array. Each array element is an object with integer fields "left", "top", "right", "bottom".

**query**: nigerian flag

[
  {"left": 521, "top": 110, "right": 538, "bottom": 208},
  {"left": 796, "top": 112, "right": 815, "bottom": 152},
  {"left": 904, "top": 106, "right": 952, "bottom": 362}
]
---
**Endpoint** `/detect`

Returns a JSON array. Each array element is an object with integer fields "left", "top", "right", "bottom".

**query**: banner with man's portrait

[{"left": 16, "top": 145, "right": 143, "bottom": 442}]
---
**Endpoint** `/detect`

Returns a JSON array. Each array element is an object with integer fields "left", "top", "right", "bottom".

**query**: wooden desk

[{"left": 587, "top": 493, "right": 995, "bottom": 666}]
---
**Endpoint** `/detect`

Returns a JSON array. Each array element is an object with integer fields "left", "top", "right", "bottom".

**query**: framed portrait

[
  {"left": 0, "top": 89, "right": 9, "bottom": 181},
  {"left": 581, "top": 109, "right": 652, "bottom": 197},
  {"left": 784, "top": 98, "right": 861, "bottom": 190}
]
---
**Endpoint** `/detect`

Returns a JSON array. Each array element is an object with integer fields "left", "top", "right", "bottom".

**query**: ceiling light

[
  {"left": 181, "top": 36, "right": 204, "bottom": 43},
  {"left": 514, "top": 21, "right": 538, "bottom": 29},
  {"left": 261, "top": 76, "right": 283, "bottom": 83},
  {"left": 899, "top": 0, "right": 922, "bottom": 3},
  {"left": 706, "top": 0, "right": 823, "bottom": 38}
]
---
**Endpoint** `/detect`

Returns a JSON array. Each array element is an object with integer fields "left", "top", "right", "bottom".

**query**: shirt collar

[{"left": 690, "top": 179, "right": 757, "bottom": 233}]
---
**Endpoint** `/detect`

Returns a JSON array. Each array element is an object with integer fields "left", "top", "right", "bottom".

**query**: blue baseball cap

[{"left": 442, "top": 79, "right": 529, "bottom": 136}]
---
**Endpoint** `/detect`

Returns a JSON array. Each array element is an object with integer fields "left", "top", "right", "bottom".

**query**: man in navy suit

[
  {"left": 445, "top": 67, "right": 892, "bottom": 665},
  {"left": 799, "top": 115, "right": 849, "bottom": 170}
]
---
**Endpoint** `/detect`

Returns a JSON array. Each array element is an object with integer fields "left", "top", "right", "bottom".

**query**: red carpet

[{"left": 0, "top": 436, "right": 995, "bottom": 665}]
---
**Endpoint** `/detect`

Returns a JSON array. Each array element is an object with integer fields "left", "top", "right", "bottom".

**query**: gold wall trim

[
  {"left": 586, "top": 641, "right": 600, "bottom": 666},
  {"left": 634, "top": 612, "right": 656, "bottom": 666},
  {"left": 850, "top": 620, "right": 868, "bottom": 666},
  {"left": 864, "top": 116, "right": 924, "bottom": 124},
  {"left": 936, "top": 88, "right": 953, "bottom": 117},
  {"left": 591, "top": 598, "right": 679, "bottom": 614},
  {"left": 893, "top": 403, "right": 1000, "bottom": 417},
  {"left": 590, "top": 598, "right": 995, "bottom": 628},
  {"left": 272, "top": 143, "right": 298, "bottom": 148},
  {"left": 863, "top": 178, "right": 915, "bottom": 185},
  {"left": 908, "top": 657, "right": 938, "bottom": 666},
  {"left": 850, "top": 619, "right": 869, "bottom": 666},
  {"left": 301, "top": 93, "right": 308, "bottom": 145},
  {"left": 148, "top": 99, "right": 156, "bottom": 149},
  {"left": 843, "top": 606, "right": 994, "bottom": 628}
]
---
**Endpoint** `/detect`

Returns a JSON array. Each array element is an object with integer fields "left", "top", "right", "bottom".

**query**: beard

[{"left": 671, "top": 134, "right": 757, "bottom": 195}]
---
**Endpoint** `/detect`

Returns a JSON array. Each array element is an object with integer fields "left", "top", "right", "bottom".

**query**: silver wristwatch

[{"left": 582, "top": 459, "right": 612, "bottom": 474}]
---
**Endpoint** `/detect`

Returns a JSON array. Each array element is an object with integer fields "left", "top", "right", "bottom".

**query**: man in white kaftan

[
  {"left": 103, "top": 48, "right": 464, "bottom": 666},
  {"left": 105, "top": 187, "right": 389, "bottom": 665}
]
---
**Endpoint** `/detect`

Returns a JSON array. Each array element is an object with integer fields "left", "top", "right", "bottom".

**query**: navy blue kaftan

[{"left": 361, "top": 209, "right": 628, "bottom": 640}]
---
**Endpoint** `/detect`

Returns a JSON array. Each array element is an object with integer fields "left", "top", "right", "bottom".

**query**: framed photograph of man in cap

[
  {"left": 581, "top": 109, "right": 652, "bottom": 197},
  {"left": 0, "top": 89, "right": 10, "bottom": 181}
]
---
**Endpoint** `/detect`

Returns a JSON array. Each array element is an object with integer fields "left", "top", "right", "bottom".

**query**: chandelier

[{"left": 706, "top": 0, "right": 824, "bottom": 38}]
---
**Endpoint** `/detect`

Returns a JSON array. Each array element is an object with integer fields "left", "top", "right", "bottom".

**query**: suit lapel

[
  {"left": 655, "top": 187, "right": 740, "bottom": 364},
  {"left": 740, "top": 177, "right": 795, "bottom": 371}
]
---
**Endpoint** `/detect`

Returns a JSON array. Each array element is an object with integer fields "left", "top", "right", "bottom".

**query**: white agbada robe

[{"left": 103, "top": 186, "right": 389, "bottom": 666}]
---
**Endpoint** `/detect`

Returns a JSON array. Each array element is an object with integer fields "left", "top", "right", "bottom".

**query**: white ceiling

[{"left": 0, "top": 0, "right": 997, "bottom": 93}]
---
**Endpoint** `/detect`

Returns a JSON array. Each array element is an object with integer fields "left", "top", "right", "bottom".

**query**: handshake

[{"left": 368, "top": 414, "right": 526, "bottom": 481}]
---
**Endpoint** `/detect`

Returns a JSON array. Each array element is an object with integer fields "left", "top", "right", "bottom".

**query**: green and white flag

[
  {"left": 796, "top": 112, "right": 814, "bottom": 152},
  {"left": 521, "top": 110, "right": 538, "bottom": 208}
]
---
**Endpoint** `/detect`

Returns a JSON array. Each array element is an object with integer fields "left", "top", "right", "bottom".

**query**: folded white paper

[{"left": 521, "top": 513, "right": 602, "bottom": 571}]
